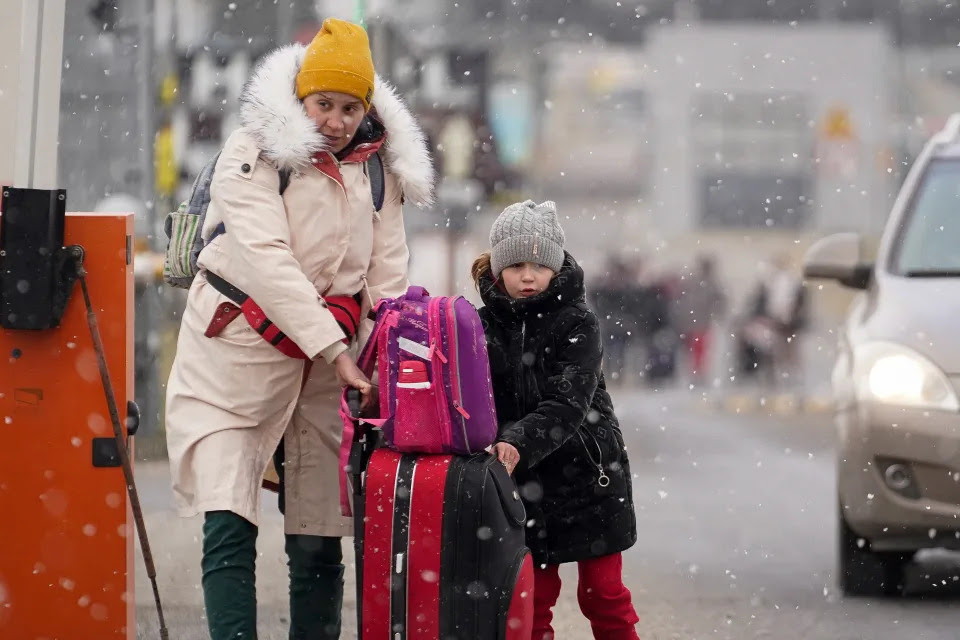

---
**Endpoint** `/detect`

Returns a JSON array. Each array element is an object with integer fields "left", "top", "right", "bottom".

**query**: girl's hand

[{"left": 493, "top": 441, "right": 520, "bottom": 475}]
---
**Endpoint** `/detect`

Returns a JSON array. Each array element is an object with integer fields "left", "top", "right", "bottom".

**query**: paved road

[
  {"left": 134, "top": 387, "right": 960, "bottom": 639},
  {"left": 615, "top": 388, "right": 960, "bottom": 640}
]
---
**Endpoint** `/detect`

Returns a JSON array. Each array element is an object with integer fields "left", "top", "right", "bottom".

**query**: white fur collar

[{"left": 239, "top": 44, "right": 435, "bottom": 205}]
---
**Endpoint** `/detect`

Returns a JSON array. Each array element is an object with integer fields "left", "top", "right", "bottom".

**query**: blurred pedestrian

[
  {"left": 591, "top": 257, "right": 639, "bottom": 384},
  {"left": 675, "top": 254, "right": 727, "bottom": 386},
  {"left": 164, "top": 19, "right": 434, "bottom": 640},
  {"left": 739, "top": 253, "right": 807, "bottom": 388},
  {"left": 636, "top": 264, "right": 679, "bottom": 385}
]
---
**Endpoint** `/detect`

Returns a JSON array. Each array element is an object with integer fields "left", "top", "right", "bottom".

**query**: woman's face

[
  {"left": 500, "top": 262, "right": 555, "bottom": 299},
  {"left": 303, "top": 91, "right": 366, "bottom": 154}
]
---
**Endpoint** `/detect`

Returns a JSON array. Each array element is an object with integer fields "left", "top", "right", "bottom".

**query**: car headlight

[{"left": 854, "top": 342, "right": 959, "bottom": 411}]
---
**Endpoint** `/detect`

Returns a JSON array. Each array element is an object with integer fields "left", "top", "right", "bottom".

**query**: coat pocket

[{"left": 194, "top": 279, "right": 261, "bottom": 347}]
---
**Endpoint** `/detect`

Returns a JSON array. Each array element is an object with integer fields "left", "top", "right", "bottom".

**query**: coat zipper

[
  {"left": 518, "top": 319, "right": 527, "bottom": 412},
  {"left": 517, "top": 316, "right": 549, "bottom": 560}
]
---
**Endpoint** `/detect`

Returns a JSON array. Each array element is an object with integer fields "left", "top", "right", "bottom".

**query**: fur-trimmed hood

[{"left": 239, "top": 44, "right": 435, "bottom": 206}]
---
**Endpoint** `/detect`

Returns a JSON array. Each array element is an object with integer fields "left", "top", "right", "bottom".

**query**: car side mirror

[{"left": 803, "top": 232, "right": 872, "bottom": 290}]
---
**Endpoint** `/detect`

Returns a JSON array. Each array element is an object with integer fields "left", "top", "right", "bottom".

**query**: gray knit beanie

[{"left": 489, "top": 200, "right": 566, "bottom": 277}]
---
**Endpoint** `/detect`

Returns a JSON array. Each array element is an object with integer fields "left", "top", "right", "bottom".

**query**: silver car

[{"left": 804, "top": 115, "right": 960, "bottom": 596}]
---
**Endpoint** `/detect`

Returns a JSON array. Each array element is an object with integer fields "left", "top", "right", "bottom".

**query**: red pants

[
  {"left": 533, "top": 553, "right": 640, "bottom": 640},
  {"left": 686, "top": 330, "right": 710, "bottom": 377}
]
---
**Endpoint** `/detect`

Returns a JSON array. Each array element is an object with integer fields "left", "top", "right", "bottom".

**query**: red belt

[{"left": 204, "top": 272, "right": 361, "bottom": 360}]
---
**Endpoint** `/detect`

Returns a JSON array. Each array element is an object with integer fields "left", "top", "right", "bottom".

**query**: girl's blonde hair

[{"left": 471, "top": 251, "right": 492, "bottom": 291}]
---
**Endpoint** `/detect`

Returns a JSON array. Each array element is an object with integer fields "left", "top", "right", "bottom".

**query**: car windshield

[{"left": 893, "top": 158, "right": 960, "bottom": 276}]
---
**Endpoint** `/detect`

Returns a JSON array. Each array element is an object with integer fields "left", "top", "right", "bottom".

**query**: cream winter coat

[{"left": 165, "top": 44, "right": 434, "bottom": 535}]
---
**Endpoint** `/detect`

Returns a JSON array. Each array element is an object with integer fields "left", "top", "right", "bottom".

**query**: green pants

[{"left": 201, "top": 511, "right": 344, "bottom": 640}]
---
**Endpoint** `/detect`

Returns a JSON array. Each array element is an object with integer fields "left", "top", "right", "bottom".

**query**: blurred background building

[{"left": 55, "top": 0, "right": 960, "bottom": 445}]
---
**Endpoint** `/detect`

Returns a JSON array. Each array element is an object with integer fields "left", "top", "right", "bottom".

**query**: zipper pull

[
  {"left": 430, "top": 339, "right": 448, "bottom": 363},
  {"left": 454, "top": 402, "right": 470, "bottom": 419}
]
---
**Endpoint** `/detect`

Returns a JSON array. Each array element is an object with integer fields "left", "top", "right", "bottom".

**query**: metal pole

[
  {"left": 0, "top": 0, "right": 65, "bottom": 190},
  {"left": 135, "top": 0, "right": 161, "bottom": 440},
  {"left": 138, "top": 0, "right": 156, "bottom": 243},
  {"left": 355, "top": 0, "right": 367, "bottom": 26}
]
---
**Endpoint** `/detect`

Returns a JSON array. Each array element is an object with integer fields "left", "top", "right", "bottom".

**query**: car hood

[{"left": 860, "top": 275, "right": 960, "bottom": 374}]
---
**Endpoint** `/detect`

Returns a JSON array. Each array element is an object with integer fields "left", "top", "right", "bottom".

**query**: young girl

[{"left": 472, "top": 200, "right": 640, "bottom": 640}]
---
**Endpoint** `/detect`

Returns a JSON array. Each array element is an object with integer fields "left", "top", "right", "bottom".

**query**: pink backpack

[{"left": 338, "top": 286, "right": 498, "bottom": 515}]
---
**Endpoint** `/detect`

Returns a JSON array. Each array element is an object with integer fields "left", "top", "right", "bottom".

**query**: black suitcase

[{"left": 346, "top": 406, "right": 534, "bottom": 640}]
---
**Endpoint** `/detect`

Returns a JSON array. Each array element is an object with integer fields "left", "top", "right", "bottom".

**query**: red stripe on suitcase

[
  {"left": 505, "top": 553, "right": 535, "bottom": 639},
  {"left": 406, "top": 455, "right": 451, "bottom": 640},
  {"left": 362, "top": 449, "right": 402, "bottom": 639}
]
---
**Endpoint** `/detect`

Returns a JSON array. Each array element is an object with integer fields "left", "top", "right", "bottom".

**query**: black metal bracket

[
  {"left": 0, "top": 187, "right": 81, "bottom": 330},
  {"left": 92, "top": 437, "right": 122, "bottom": 468},
  {"left": 92, "top": 402, "right": 140, "bottom": 468},
  {"left": 125, "top": 400, "right": 141, "bottom": 436}
]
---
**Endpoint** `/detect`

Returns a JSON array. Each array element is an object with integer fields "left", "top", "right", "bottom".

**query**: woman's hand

[
  {"left": 493, "top": 441, "right": 520, "bottom": 475},
  {"left": 334, "top": 352, "right": 374, "bottom": 411}
]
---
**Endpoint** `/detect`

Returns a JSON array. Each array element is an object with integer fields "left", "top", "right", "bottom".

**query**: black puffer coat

[{"left": 477, "top": 253, "right": 637, "bottom": 565}]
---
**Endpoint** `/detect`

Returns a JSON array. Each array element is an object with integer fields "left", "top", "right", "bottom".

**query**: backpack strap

[
  {"left": 191, "top": 152, "right": 224, "bottom": 245},
  {"left": 189, "top": 152, "right": 221, "bottom": 213},
  {"left": 368, "top": 151, "right": 385, "bottom": 212},
  {"left": 207, "top": 166, "right": 290, "bottom": 245}
]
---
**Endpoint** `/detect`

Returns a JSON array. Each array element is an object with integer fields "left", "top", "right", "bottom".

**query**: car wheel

[{"left": 838, "top": 506, "right": 911, "bottom": 597}]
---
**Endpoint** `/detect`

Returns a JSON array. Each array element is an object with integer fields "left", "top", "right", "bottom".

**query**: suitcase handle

[
  {"left": 404, "top": 285, "right": 430, "bottom": 300},
  {"left": 346, "top": 388, "right": 362, "bottom": 419},
  {"left": 346, "top": 388, "right": 380, "bottom": 498}
]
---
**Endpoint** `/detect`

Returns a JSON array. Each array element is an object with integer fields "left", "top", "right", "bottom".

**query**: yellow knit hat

[{"left": 296, "top": 18, "right": 375, "bottom": 108}]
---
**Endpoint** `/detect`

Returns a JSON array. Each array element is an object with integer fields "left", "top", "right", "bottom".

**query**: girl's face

[
  {"left": 500, "top": 262, "right": 554, "bottom": 299},
  {"left": 303, "top": 91, "right": 366, "bottom": 153}
]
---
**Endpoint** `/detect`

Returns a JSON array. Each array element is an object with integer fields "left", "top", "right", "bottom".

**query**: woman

[{"left": 164, "top": 18, "right": 434, "bottom": 640}]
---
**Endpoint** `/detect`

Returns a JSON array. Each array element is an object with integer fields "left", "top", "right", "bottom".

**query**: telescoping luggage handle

[
  {"left": 346, "top": 388, "right": 362, "bottom": 425},
  {"left": 339, "top": 386, "right": 385, "bottom": 517},
  {"left": 346, "top": 389, "right": 363, "bottom": 503},
  {"left": 337, "top": 302, "right": 397, "bottom": 517}
]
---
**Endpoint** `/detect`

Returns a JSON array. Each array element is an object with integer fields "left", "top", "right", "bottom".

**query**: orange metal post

[{"left": 0, "top": 212, "right": 135, "bottom": 638}]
